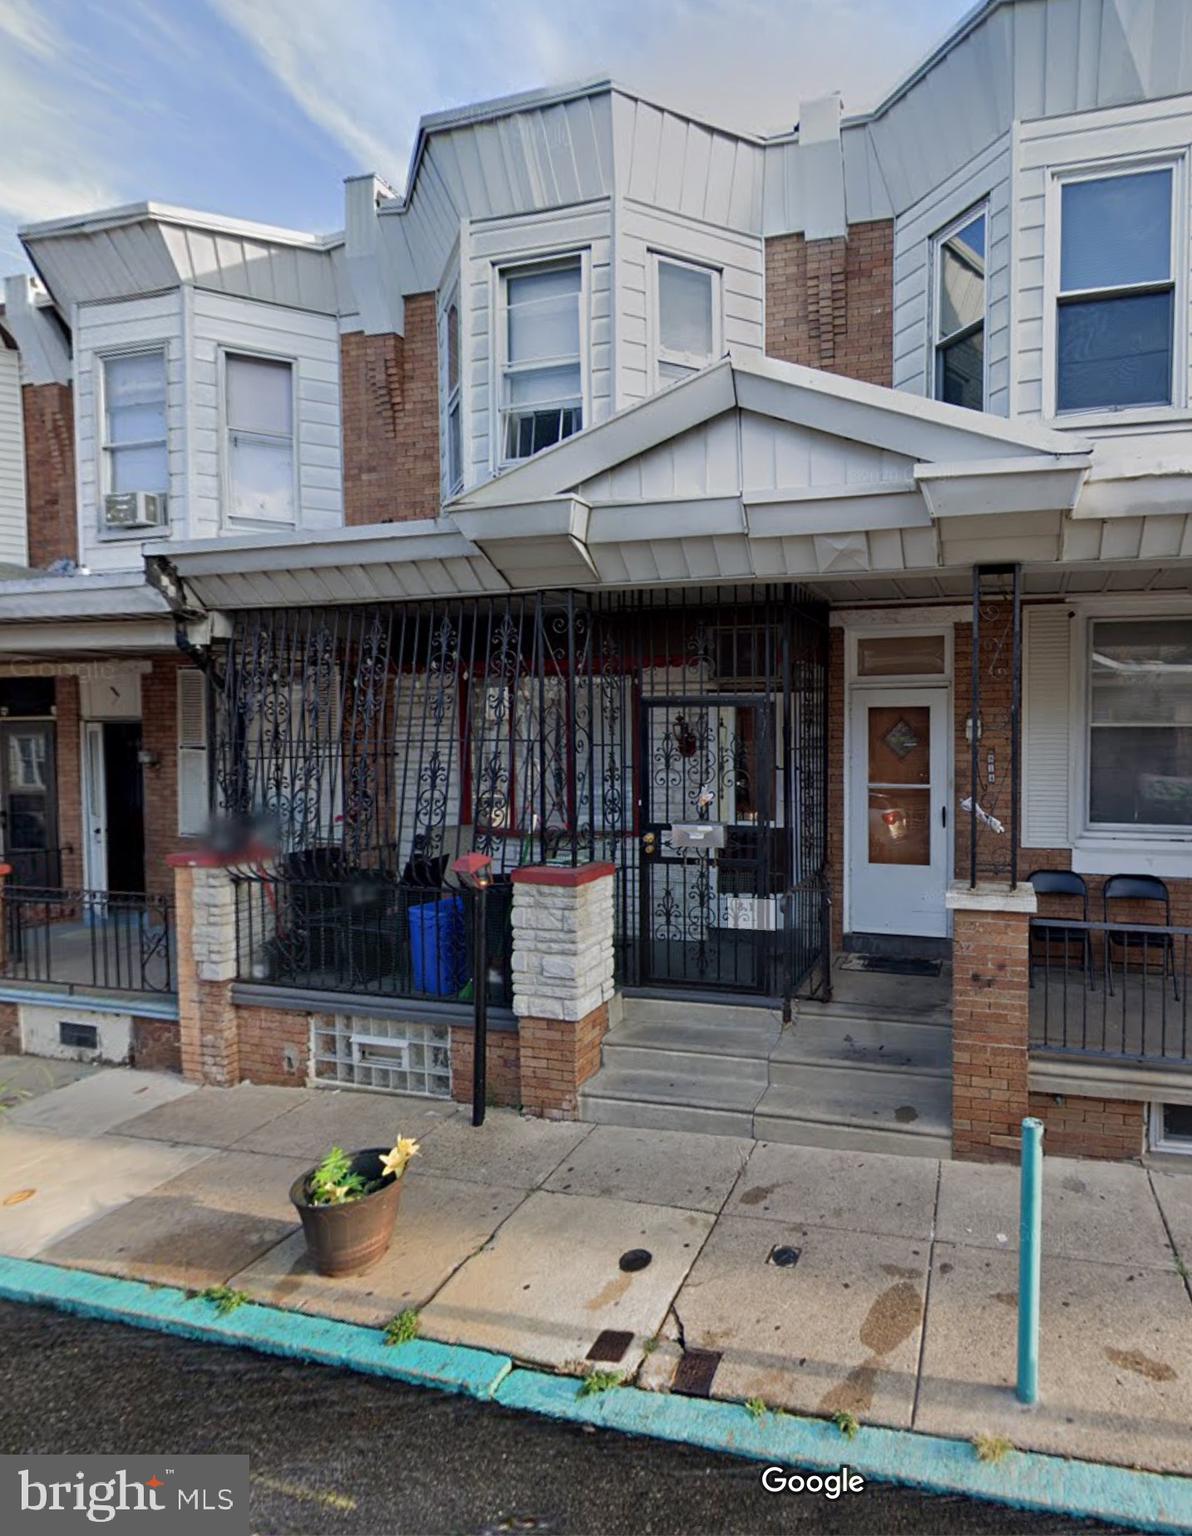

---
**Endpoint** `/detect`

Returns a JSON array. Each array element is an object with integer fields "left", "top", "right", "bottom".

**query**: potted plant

[{"left": 289, "top": 1136, "right": 419, "bottom": 1277}]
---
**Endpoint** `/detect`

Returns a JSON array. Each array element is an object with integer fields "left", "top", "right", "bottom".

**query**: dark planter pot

[{"left": 290, "top": 1148, "right": 405, "bottom": 1277}]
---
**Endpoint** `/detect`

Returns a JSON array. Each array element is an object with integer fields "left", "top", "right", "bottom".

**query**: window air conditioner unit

[{"left": 103, "top": 491, "right": 168, "bottom": 530}]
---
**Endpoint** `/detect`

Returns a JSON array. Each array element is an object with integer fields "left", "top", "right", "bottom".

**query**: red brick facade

[
  {"left": 518, "top": 1002, "right": 609, "bottom": 1121},
  {"left": 22, "top": 382, "right": 77, "bottom": 567},
  {"left": 449, "top": 1025, "right": 522, "bottom": 1109},
  {"left": 53, "top": 677, "right": 84, "bottom": 894},
  {"left": 764, "top": 220, "right": 894, "bottom": 386},
  {"left": 0, "top": 1000, "right": 18, "bottom": 1054},
  {"left": 130, "top": 1015, "right": 182, "bottom": 1074},
  {"left": 950, "top": 904, "right": 1032, "bottom": 1162},
  {"left": 142, "top": 657, "right": 202, "bottom": 901},
  {"left": 1028, "top": 1091, "right": 1146, "bottom": 1161},
  {"left": 340, "top": 294, "right": 440, "bottom": 526},
  {"left": 236, "top": 1005, "right": 311, "bottom": 1087}
]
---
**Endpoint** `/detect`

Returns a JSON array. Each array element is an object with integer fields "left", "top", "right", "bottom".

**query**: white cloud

[
  {"left": 208, "top": 0, "right": 949, "bottom": 188},
  {"left": 0, "top": 0, "right": 122, "bottom": 243}
]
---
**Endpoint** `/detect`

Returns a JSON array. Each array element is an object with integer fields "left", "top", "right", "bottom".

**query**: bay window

[
  {"left": 932, "top": 207, "right": 987, "bottom": 410},
  {"left": 499, "top": 256, "right": 583, "bottom": 462},
  {"left": 654, "top": 254, "right": 718, "bottom": 382},
  {"left": 225, "top": 353, "right": 295, "bottom": 523},
  {"left": 1056, "top": 167, "right": 1177, "bottom": 413},
  {"left": 103, "top": 350, "right": 168, "bottom": 495},
  {"left": 1089, "top": 618, "right": 1192, "bottom": 829}
]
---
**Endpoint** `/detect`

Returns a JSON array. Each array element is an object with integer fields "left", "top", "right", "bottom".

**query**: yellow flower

[{"left": 379, "top": 1136, "right": 420, "bottom": 1180}]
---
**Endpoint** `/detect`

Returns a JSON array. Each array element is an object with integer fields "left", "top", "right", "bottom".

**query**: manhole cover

[
  {"left": 769, "top": 1244, "right": 801, "bottom": 1268},
  {"left": 619, "top": 1248, "right": 652, "bottom": 1273}
]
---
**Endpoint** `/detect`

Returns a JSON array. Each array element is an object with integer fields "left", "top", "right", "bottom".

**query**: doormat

[{"left": 839, "top": 955, "right": 942, "bottom": 978}]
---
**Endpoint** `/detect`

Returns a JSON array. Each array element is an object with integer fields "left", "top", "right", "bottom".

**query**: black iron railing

[
  {"left": 782, "top": 876, "right": 832, "bottom": 1018},
  {"left": 1030, "top": 916, "right": 1191, "bottom": 1062},
  {"left": 2, "top": 887, "right": 174, "bottom": 995},
  {"left": 231, "top": 864, "right": 514, "bottom": 1008}
]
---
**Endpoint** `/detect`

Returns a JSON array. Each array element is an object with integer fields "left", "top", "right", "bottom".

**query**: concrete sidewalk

[{"left": 1, "top": 1061, "right": 1189, "bottom": 1477}]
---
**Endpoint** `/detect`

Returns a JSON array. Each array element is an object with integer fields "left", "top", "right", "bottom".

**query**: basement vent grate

[
  {"left": 311, "top": 1015, "right": 451, "bottom": 1098},
  {"left": 59, "top": 1021, "right": 99, "bottom": 1052}
]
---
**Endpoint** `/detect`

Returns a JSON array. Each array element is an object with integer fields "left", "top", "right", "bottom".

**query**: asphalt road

[{"left": 0, "top": 1301, "right": 1128, "bottom": 1536}]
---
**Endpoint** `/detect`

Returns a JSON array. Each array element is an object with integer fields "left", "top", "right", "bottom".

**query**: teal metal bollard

[{"left": 1017, "top": 1116, "right": 1044, "bottom": 1405}]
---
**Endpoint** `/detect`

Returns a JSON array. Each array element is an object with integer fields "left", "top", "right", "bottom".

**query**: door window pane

[
  {"left": 1060, "top": 170, "right": 1172, "bottom": 292},
  {"left": 868, "top": 787, "right": 931, "bottom": 865},
  {"left": 1089, "top": 619, "right": 1192, "bottom": 827},
  {"left": 1057, "top": 290, "right": 1173, "bottom": 412},
  {"left": 867, "top": 706, "right": 931, "bottom": 786}
]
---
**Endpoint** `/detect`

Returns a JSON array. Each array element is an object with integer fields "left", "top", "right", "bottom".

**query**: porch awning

[
  {"left": 0, "top": 572, "right": 180, "bottom": 655},
  {"left": 161, "top": 352, "right": 1099, "bottom": 609}
]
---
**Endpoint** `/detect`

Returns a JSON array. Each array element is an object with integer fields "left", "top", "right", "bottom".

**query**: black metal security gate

[{"left": 212, "top": 586, "right": 829, "bottom": 1006}]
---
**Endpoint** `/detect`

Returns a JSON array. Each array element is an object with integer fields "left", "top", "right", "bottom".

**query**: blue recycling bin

[{"left": 409, "top": 893, "right": 468, "bottom": 996}]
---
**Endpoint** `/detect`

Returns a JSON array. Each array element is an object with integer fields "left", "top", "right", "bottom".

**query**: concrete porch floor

[{"left": 1, "top": 1062, "right": 1189, "bottom": 1477}]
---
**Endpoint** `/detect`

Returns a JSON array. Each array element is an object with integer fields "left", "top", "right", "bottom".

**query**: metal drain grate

[
  {"left": 586, "top": 1330, "right": 635, "bottom": 1364},
  {"left": 672, "top": 1348, "right": 722, "bottom": 1398}
]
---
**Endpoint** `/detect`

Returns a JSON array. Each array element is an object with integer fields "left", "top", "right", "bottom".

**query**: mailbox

[{"left": 668, "top": 822, "right": 727, "bottom": 851}]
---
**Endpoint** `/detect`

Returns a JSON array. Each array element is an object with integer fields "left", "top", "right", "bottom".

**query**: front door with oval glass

[{"left": 848, "top": 688, "right": 948, "bottom": 938}]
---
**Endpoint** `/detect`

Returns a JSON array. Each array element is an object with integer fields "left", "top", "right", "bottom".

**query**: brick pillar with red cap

[{"left": 510, "top": 862, "right": 617, "bottom": 1119}]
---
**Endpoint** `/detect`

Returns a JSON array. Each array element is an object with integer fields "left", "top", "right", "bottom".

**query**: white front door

[
  {"left": 83, "top": 721, "right": 108, "bottom": 893},
  {"left": 848, "top": 687, "right": 949, "bottom": 938}
]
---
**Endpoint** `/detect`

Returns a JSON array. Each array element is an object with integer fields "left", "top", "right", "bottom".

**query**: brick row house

[{"left": 3, "top": 0, "right": 1192, "bottom": 1165}]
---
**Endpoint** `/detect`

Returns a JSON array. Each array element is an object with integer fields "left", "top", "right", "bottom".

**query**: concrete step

[
  {"left": 619, "top": 996, "right": 783, "bottom": 1031},
  {"left": 753, "top": 1065, "right": 951, "bottom": 1157},
  {"left": 770, "top": 1014, "right": 951, "bottom": 1083},
  {"left": 578, "top": 1064, "right": 765, "bottom": 1139},
  {"left": 600, "top": 1041, "right": 770, "bottom": 1085}
]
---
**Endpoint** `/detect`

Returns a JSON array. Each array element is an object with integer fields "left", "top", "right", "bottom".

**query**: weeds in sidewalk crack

[
  {"left": 382, "top": 1309, "right": 420, "bottom": 1346},
  {"left": 744, "top": 1397, "right": 768, "bottom": 1420},
  {"left": 832, "top": 1410, "right": 860, "bottom": 1441},
  {"left": 194, "top": 1285, "right": 250, "bottom": 1317},
  {"left": 973, "top": 1433, "right": 1015, "bottom": 1464},
  {"left": 577, "top": 1369, "right": 622, "bottom": 1397}
]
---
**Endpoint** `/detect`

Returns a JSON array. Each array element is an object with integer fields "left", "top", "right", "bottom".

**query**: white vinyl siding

[
  {"left": 1022, "top": 605, "right": 1072, "bottom": 848},
  {"left": 1015, "top": 97, "right": 1192, "bottom": 430},
  {"left": 892, "top": 133, "right": 1010, "bottom": 416},
  {"left": 177, "top": 668, "right": 208, "bottom": 837},
  {"left": 0, "top": 346, "right": 28, "bottom": 566},
  {"left": 75, "top": 292, "right": 184, "bottom": 573},
  {"left": 189, "top": 288, "right": 341, "bottom": 538}
]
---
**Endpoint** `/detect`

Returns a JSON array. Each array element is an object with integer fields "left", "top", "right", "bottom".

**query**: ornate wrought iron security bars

[{"left": 214, "top": 587, "right": 830, "bottom": 1006}]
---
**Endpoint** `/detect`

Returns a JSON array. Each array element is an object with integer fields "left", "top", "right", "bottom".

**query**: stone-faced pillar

[
  {"left": 510, "top": 863, "right": 616, "bottom": 1119},
  {"left": 946, "top": 880, "right": 1037, "bottom": 1163}
]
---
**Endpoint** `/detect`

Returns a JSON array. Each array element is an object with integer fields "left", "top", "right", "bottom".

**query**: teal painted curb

[
  {"left": 2, "top": 1255, "right": 1190, "bottom": 1534},
  {"left": 497, "top": 1369, "right": 1192, "bottom": 1534},
  {"left": 0, "top": 1255, "right": 510, "bottom": 1399}
]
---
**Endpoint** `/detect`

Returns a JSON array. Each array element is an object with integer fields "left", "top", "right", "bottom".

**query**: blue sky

[{"left": 1, "top": 0, "right": 965, "bottom": 272}]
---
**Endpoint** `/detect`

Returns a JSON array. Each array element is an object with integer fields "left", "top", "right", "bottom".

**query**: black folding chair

[
  {"left": 1103, "top": 874, "right": 1179, "bottom": 1000},
  {"left": 1027, "top": 869, "right": 1092, "bottom": 989}
]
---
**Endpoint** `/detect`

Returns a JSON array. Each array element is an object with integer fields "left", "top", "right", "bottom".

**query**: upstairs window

[
  {"left": 932, "top": 207, "right": 986, "bottom": 410},
  {"left": 654, "top": 255, "right": 718, "bottom": 382},
  {"left": 103, "top": 350, "right": 168, "bottom": 494},
  {"left": 500, "top": 257, "right": 582, "bottom": 461},
  {"left": 1088, "top": 618, "right": 1192, "bottom": 829},
  {"left": 440, "top": 294, "right": 463, "bottom": 494},
  {"left": 225, "top": 353, "right": 295, "bottom": 523},
  {"left": 1056, "top": 168, "right": 1175, "bottom": 413}
]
